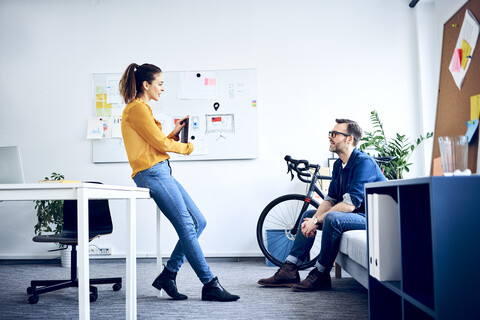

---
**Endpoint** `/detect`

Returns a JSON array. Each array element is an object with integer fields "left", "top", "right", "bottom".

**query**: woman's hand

[{"left": 173, "top": 115, "right": 189, "bottom": 137}]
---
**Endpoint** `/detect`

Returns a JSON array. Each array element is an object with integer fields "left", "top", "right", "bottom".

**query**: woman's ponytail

[{"left": 119, "top": 63, "right": 139, "bottom": 104}]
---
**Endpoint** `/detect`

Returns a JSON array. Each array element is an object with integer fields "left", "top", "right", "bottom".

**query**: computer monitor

[{"left": 0, "top": 146, "right": 25, "bottom": 184}]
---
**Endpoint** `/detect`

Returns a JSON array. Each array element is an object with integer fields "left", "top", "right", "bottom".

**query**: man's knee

[{"left": 323, "top": 211, "right": 342, "bottom": 229}]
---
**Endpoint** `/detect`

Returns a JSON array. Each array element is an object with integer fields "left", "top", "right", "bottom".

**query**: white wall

[
  {"left": 413, "top": 0, "right": 469, "bottom": 174},
  {"left": 0, "top": 0, "right": 457, "bottom": 259}
]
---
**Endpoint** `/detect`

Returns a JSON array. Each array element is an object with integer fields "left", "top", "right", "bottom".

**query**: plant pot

[{"left": 60, "top": 247, "right": 71, "bottom": 268}]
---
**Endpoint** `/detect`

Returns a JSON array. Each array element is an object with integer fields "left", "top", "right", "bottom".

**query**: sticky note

[
  {"left": 461, "top": 39, "right": 472, "bottom": 70},
  {"left": 96, "top": 93, "right": 106, "bottom": 102},
  {"left": 452, "top": 48, "right": 462, "bottom": 72},
  {"left": 465, "top": 119, "right": 479, "bottom": 143},
  {"left": 252, "top": 100, "right": 257, "bottom": 107},
  {"left": 471, "top": 94, "right": 480, "bottom": 120},
  {"left": 204, "top": 78, "right": 216, "bottom": 86}
]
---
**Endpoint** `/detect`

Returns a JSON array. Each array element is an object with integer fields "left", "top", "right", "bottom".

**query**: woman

[{"left": 119, "top": 63, "right": 239, "bottom": 302}]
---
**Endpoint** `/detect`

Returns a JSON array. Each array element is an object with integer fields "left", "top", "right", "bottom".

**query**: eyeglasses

[{"left": 329, "top": 131, "right": 351, "bottom": 138}]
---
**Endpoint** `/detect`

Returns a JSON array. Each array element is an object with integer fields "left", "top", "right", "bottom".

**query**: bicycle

[
  {"left": 256, "top": 154, "right": 394, "bottom": 270},
  {"left": 256, "top": 155, "right": 332, "bottom": 270}
]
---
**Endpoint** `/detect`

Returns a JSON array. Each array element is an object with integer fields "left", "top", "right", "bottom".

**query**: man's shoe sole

[
  {"left": 291, "top": 284, "right": 332, "bottom": 292},
  {"left": 257, "top": 281, "right": 298, "bottom": 287}
]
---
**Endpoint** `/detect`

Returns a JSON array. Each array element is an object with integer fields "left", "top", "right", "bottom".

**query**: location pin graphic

[{"left": 213, "top": 102, "right": 220, "bottom": 111}]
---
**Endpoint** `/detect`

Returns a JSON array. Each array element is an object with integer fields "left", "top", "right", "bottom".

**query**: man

[{"left": 258, "top": 119, "right": 386, "bottom": 291}]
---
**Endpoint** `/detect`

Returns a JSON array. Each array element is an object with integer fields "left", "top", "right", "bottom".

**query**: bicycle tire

[{"left": 256, "top": 194, "right": 321, "bottom": 270}]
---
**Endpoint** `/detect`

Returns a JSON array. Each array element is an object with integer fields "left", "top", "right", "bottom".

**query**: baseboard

[
  {"left": 0, "top": 256, "right": 266, "bottom": 265},
  {"left": 0, "top": 252, "right": 265, "bottom": 260}
]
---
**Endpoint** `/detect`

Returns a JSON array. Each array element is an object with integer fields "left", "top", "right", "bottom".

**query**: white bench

[{"left": 334, "top": 230, "right": 368, "bottom": 288}]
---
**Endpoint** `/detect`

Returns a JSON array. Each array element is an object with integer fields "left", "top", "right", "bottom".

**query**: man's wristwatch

[{"left": 312, "top": 217, "right": 320, "bottom": 225}]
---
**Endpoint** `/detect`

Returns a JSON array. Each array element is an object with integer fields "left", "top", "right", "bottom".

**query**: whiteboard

[{"left": 92, "top": 69, "right": 257, "bottom": 163}]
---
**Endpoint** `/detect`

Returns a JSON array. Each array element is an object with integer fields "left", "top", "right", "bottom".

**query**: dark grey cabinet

[{"left": 365, "top": 176, "right": 480, "bottom": 320}]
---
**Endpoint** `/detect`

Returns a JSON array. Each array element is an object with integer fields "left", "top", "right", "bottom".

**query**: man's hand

[{"left": 301, "top": 218, "right": 317, "bottom": 238}]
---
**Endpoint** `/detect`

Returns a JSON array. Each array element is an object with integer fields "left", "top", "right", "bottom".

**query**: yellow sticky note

[
  {"left": 96, "top": 101, "right": 104, "bottom": 109},
  {"left": 461, "top": 39, "right": 472, "bottom": 70},
  {"left": 104, "top": 103, "right": 112, "bottom": 109},
  {"left": 96, "top": 86, "right": 105, "bottom": 94},
  {"left": 96, "top": 93, "right": 106, "bottom": 102},
  {"left": 471, "top": 94, "right": 480, "bottom": 120}
]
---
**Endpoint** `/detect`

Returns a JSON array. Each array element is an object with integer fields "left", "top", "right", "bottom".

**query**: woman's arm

[{"left": 127, "top": 104, "right": 193, "bottom": 155}]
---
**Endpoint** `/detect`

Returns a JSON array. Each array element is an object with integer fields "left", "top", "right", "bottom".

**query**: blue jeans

[
  {"left": 286, "top": 209, "right": 366, "bottom": 273},
  {"left": 133, "top": 161, "right": 214, "bottom": 284}
]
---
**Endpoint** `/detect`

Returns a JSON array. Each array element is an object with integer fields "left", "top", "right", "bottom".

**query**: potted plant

[
  {"left": 34, "top": 172, "right": 64, "bottom": 235},
  {"left": 34, "top": 172, "right": 70, "bottom": 266},
  {"left": 359, "top": 110, "right": 433, "bottom": 180}
]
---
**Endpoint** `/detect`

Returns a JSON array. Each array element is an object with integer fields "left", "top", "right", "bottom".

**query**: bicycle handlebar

[
  {"left": 284, "top": 155, "right": 322, "bottom": 183},
  {"left": 284, "top": 154, "right": 393, "bottom": 185}
]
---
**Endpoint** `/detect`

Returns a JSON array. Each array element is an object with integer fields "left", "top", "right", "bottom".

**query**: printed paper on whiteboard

[
  {"left": 106, "top": 75, "right": 122, "bottom": 104},
  {"left": 205, "top": 114, "right": 235, "bottom": 134},
  {"left": 190, "top": 138, "right": 208, "bottom": 155},
  {"left": 449, "top": 9, "right": 480, "bottom": 90},
  {"left": 86, "top": 117, "right": 103, "bottom": 139},
  {"left": 178, "top": 71, "right": 218, "bottom": 99}
]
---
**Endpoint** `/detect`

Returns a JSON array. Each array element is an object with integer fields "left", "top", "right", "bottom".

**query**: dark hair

[
  {"left": 119, "top": 63, "right": 162, "bottom": 104},
  {"left": 335, "top": 118, "right": 363, "bottom": 146}
]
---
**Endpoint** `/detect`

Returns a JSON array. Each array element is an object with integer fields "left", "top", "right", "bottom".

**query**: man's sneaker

[
  {"left": 257, "top": 261, "right": 300, "bottom": 287},
  {"left": 291, "top": 267, "right": 332, "bottom": 292}
]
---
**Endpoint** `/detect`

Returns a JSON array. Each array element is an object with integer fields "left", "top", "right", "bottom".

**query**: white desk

[{"left": 0, "top": 183, "right": 150, "bottom": 320}]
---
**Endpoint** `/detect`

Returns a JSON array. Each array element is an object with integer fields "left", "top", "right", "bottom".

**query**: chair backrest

[{"left": 62, "top": 199, "right": 113, "bottom": 239}]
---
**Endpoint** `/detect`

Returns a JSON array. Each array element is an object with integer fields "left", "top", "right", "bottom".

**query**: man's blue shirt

[{"left": 325, "top": 148, "right": 386, "bottom": 215}]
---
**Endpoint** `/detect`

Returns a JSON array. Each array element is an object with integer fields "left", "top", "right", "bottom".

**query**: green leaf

[
  {"left": 361, "top": 111, "right": 433, "bottom": 180},
  {"left": 34, "top": 172, "right": 65, "bottom": 235}
]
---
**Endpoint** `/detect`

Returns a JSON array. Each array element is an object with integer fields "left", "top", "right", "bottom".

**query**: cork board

[{"left": 432, "top": 0, "right": 480, "bottom": 174}]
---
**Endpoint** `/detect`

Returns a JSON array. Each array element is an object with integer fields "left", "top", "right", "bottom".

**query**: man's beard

[{"left": 329, "top": 141, "right": 345, "bottom": 154}]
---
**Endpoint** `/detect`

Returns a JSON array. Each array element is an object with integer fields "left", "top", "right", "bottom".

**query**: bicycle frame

[
  {"left": 284, "top": 155, "right": 331, "bottom": 236},
  {"left": 257, "top": 154, "right": 392, "bottom": 269}
]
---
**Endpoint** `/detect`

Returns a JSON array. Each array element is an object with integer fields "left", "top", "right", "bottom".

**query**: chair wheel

[
  {"left": 90, "top": 292, "right": 98, "bottom": 302},
  {"left": 113, "top": 283, "right": 122, "bottom": 291},
  {"left": 28, "top": 295, "right": 39, "bottom": 304},
  {"left": 27, "top": 287, "right": 36, "bottom": 295}
]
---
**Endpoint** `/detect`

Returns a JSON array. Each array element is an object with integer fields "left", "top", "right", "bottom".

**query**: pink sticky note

[
  {"left": 452, "top": 48, "right": 462, "bottom": 72},
  {"left": 204, "top": 78, "right": 216, "bottom": 86}
]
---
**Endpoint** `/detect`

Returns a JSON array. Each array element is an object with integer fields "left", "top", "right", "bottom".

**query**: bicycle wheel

[{"left": 257, "top": 194, "right": 321, "bottom": 270}]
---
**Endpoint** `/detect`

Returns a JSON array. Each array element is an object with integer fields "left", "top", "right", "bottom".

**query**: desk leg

[
  {"left": 77, "top": 188, "right": 90, "bottom": 320},
  {"left": 126, "top": 193, "right": 137, "bottom": 320},
  {"left": 156, "top": 207, "right": 162, "bottom": 298}
]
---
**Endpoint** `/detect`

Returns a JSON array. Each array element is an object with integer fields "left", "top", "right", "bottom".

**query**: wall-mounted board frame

[{"left": 91, "top": 69, "right": 257, "bottom": 163}]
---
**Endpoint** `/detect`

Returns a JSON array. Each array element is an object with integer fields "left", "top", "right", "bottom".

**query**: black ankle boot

[
  {"left": 202, "top": 277, "right": 240, "bottom": 302},
  {"left": 152, "top": 267, "right": 188, "bottom": 300}
]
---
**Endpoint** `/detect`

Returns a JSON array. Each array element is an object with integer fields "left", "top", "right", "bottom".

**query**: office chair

[{"left": 27, "top": 197, "right": 122, "bottom": 304}]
